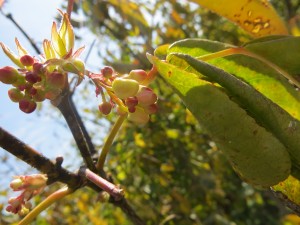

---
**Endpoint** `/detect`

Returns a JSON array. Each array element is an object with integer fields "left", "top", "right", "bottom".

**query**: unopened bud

[
  {"left": 99, "top": 102, "right": 112, "bottom": 115},
  {"left": 125, "top": 97, "right": 138, "bottom": 108},
  {"left": 19, "top": 99, "right": 37, "bottom": 113},
  {"left": 32, "top": 63, "right": 44, "bottom": 74},
  {"left": 112, "top": 78, "right": 139, "bottom": 99},
  {"left": 25, "top": 71, "right": 41, "bottom": 84},
  {"left": 8, "top": 88, "right": 24, "bottom": 102},
  {"left": 127, "top": 69, "right": 147, "bottom": 83},
  {"left": 101, "top": 66, "right": 114, "bottom": 78},
  {"left": 0, "top": 66, "right": 20, "bottom": 84},
  {"left": 20, "top": 55, "right": 34, "bottom": 67},
  {"left": 46, "top": 72, "right": 66, "bottom": 89},
  {"left": 136, "top": 87, "right": 157, "bottom": 106},
  {"left": 128, "top": 107, "right": 149, "bottom": 125},
  {"left": 144, "top": 103, "right": 158, "bottom": 114},
  {"left": 32, "top": 89, "right": 46, "bottom": 102},
  {"left": 10, "top": 178, "right": 23, "bottom": 190}
]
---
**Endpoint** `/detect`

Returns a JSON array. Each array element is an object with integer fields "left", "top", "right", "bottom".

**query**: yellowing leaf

[
  {"left": 190, "top": 0, "right": 288, "bottom": 37},
  {"left": 108, "top": 0, "right": 149, "bottom": 29},
  {"left": 273, "top": 176, "right": 300, "bottom": 205}
]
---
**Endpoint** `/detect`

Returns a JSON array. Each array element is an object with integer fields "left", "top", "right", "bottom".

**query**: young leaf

[
  {"left": 148, "top": 54, "right": 291, "bottom": 187},
  {"left": 190, "top": 0, "right": 288, "bottom": 36}
]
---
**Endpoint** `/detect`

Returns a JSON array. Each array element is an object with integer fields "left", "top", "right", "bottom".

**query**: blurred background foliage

[{"left": 2, "top": 0, "right": 300, "bottom": 224}]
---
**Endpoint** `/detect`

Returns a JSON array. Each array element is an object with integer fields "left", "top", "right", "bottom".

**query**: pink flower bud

[
  {"left": 112, "top": 78, "right": 139, "bottom": 99},
  {"left": 8, "top": 88, "right": 24, "bottom": 102},
  {"left": 25, "top": 71, "right": 41, "bottom": 84},
  {"left": 125, "top": 97, "right": 138, "bottom": 108},
  {"left": 101, "top": 66, "right": 114, "bottom": 78},
  {"left": 128, "top": 69, "right": 147, "bottom": 83},
  {"left": 136, "top": 87, "right": 157, "bottom": 106},
  {"left": 0, "top": 66, "right": 20, "bottom": 84},
  {"left": 46, "top": 71, "right": 66, "bottom": 89},
  {"left": 144, "top": 103, "right": 158, "bottom": 114},
  {"left": 128, "top": 107, "right": 149, "bottom": 125},
  {"left": 19, "top": 99, "right": 37, "bottom": 113},
  {"left": 99, "top": 102, "right": 112, "bottom": 115},
  {"left": 20, "top": 55, "right": 34, "bottom": 67},
  {"left": 32, "top": 63, "right": 44, "bottom": 74}
]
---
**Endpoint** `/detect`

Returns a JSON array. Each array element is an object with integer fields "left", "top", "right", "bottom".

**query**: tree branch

[
  {"left": 110, "top": 198, "right": 146, "bottom": 225},
  {"left": 0, "top": 126, "right": 80, "bottom": 187},
  {"left": 55, "top": 90, "right": 97, "bottom": 172},
  {"left": 0, "top": 10, "right": 41, "bottom": 55}
]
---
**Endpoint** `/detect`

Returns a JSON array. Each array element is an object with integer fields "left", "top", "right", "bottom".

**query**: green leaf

[
  {"left": 168, "top": 39, "right": 300, "bottom": 121},
  {"left": 244, "top": 35, "right": 300, "bottom": 75},
  {"left": 171, "top": 53, "right": 300, "bottom": 173},
  {"left": 148, "top": 54, "right": 291, "bottom": 187},
  {"left": 190, "top": 0, "right": 288, "bottom": 37}
]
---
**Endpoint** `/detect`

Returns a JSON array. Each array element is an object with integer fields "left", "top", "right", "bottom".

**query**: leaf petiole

[{"left": 196, "top": 47, "right": 300, "bottom": 89}]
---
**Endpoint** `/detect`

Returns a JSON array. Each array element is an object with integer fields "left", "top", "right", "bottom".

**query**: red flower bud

[
  {"left": 8, "top": 88, "right": 24, "bottom": 102},
  {"left": 136, "top": 87, "right": 157, "bottom": 106},
  {"left": 32, "top": 63, "right": 44, "bottom": 74},
  {"left": 0, "top": 66, "right": 20, "bottom": 84},
  {"left": 25, "top": 71, "right": 41, "bottom": 84},
  {"left": 144, "top": 103, "right": 158, "bottom": 114},
  {"left": 20, "top": 55, "right": 34, "bottom": 66},
  {"left": 46, "top": 72, "right": 66, "bottom": 89},
  {"left": 19, "top": 99, "right": 37, "bottom": 113},
  {"left": 101, "top": 66, "right": 114, "bottom": 78},
  {"left": 125, "top": 97, "right": 138, "bottom": 108},
  {"left": 99, "top": 102, "right": 112, "bottom": 115}
]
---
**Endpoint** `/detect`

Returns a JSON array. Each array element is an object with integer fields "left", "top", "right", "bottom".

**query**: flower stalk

[
  {"left": 18, "top": 186, "right": 73, "bottom": 225},
  {"left": 96, "top": 113, "right": 128, "bottom": 170}
]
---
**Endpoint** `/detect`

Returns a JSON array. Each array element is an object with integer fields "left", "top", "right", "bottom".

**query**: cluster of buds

[
  {"left": 93, "top": 66, "right": 158, "bottom": 125},
  {"left": 6, "top": 174, "right": 47, "bottom": 216},
  {"left": 0, "top": 11, "right": 85, "bottom": 113}
]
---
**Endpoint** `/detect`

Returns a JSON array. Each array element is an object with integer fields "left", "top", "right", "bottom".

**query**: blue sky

[{"left": 0, "top": 0, "right": 90, "bottom": 189}]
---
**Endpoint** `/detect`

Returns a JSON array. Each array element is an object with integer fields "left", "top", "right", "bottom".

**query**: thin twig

[
  {"left": 67, "top": 0, "right": 74, "bottom": 19},
  {"left": 69, "top": 96, "right": 97, "bottom": 155},
  {"left": 80, "top": 167, "right": 124, "bottom": 200},
  {"left": 0, "top": 10, "right": 41, "bottom": 54},
  {"left": 56, "top": 90, "right": 97, "bottom": 172},
  {"left": 0, "top": 127, "right": 81, "bottom": 187},
  {"left": 110, "top": 198, "right": 146, "bottom": 225}
]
